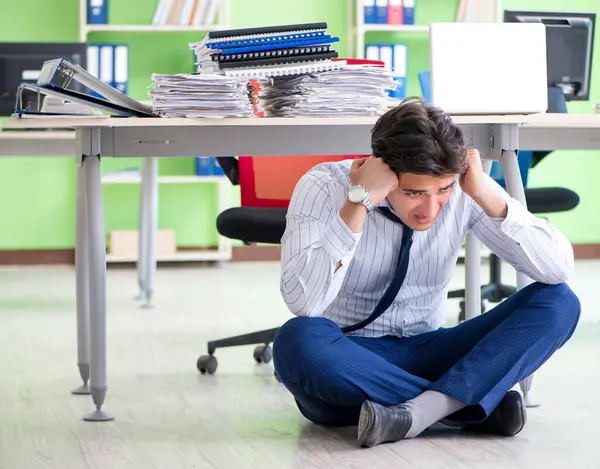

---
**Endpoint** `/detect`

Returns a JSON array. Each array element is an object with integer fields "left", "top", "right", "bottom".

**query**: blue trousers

[{"left": 273, "top": 282, "right": 580, "bottom": 427}]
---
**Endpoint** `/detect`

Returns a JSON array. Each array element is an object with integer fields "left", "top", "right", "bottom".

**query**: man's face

[{"left": 386, "top": 173, "right": 456, "bottom": 231}]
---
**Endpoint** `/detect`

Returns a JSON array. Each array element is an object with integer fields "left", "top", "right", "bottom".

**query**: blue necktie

[{"left": 342, "top": 207, "right": 414, "bottom": 333}]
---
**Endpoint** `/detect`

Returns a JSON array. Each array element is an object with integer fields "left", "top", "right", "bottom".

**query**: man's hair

[{"left": 370, "top": 97, "right": 468, "bottom": 177}]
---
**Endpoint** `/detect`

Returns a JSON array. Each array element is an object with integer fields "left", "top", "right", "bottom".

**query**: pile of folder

[
  {"left": 253, "top": 63, "right": 397, "bottom": 117},
  {"left": 148, "top": 73, "right": 253, "bottom": 118},
  {"left": 189, "top": 22, "right": 344, "bottom": 79}
]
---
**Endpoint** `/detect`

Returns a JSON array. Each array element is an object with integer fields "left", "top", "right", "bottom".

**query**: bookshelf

[
  {"left": 350, "top": 0, "right": 504, "bottom": 96},
  {"left": 78, "top": 0, "right": 230, "bottom": 42},
  {"left": 101, "top": 171, "right": 232, "bottom": 264},
  {"left": 79, "top": 0, "right": 232, "bottom": 263}
]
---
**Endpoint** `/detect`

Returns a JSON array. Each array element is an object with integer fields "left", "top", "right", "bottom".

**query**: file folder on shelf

[
  {"left": 403, "top": 0, "right": 415, "bottom": 24},
  {"left": 364, "top": 0, "right": 376, "bottom": 23},
  {"left": 388, "top": 0, "right": 404, "bottom": 24},
  {"left": 13, "top": 57, "right": 154, "bottom": 118},
  {"left": 375, "top": 0, "right": 388, "bottom": 24},
  {"left": 87, "top": 44, "right": 129, "bottom": 96},
  {"left": 87, "top": 0, "right": 108, "bottom": 24}
]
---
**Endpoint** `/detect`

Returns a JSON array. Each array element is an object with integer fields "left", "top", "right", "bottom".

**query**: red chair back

[
  {"left": 238, "top": 155, "right": 366, "bottom": 208},
  {"left": 239, "top": 58, "right": 382, "bottom": 208}
]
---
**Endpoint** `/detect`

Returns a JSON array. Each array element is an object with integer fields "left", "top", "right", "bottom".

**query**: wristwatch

[{"left": 347, "top": 185, "right": 374, "bottom": 212}]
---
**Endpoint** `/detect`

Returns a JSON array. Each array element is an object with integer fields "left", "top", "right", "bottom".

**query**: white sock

[{"left": 402, "top": 391, "right": 467, "bottom": 438}]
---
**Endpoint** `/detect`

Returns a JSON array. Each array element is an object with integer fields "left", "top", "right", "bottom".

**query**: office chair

[
  {"left": 418, "top": 70, "right": 580, "bottom": 318},
  {"left": 196, "top": 154, "right": 364, "bottom": 374}
]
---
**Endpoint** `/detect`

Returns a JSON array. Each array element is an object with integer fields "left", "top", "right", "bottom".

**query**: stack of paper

[
  {"left": 148, "top": 73, "right": 253, "bottom": 118},
  {"left": 189, "top": 22, "right": 345, "bottom": 79},
  {"left": 254, "top": 65, "right": 397, "bottom": 117}
]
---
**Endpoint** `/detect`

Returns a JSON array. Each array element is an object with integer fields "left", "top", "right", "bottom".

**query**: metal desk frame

[{"left": 4, "top": 113, "right": 600, "bottom": 420}]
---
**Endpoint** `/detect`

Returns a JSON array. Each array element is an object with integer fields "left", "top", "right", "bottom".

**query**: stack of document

[
  {"left": 254, "top": 65, "right": 397, "bottom": 117},
  {"left": 189, "top": 22, "right": 344, "bottom": 79},
  {"left": 148, "top": 73, "right": 253, "bottom": 118}
]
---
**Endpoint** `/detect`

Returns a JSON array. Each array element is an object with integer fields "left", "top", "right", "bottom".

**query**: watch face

[{"left": 349, "top": 185, "right": 367, "bottom": 203}]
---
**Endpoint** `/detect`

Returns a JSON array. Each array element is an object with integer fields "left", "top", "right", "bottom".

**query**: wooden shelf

[
  {"left": 101, "top": 174, "right": 226, "bottom": 184},
  {"left": 84, "top": 24, "right": 224, "bottom": 33},
  {"left": 359, "top": 24, "right": 429, "bottom": 33}
]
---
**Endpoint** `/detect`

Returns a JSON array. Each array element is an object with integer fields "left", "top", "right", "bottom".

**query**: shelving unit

[
  {"left": 78, "top": 0, "right": 232, "bottom": 264},
  {"left": 101, "top": 173, "right": 225, "bottom": 185},
  {"left": 350, "top": 0, "right": 504, "bottom": 59},
  {"left": 78, "top": 0, "right": 230, "bottom": 42},
  {"left": 102, "top": 172, "right": 232, "bottom": 264}
]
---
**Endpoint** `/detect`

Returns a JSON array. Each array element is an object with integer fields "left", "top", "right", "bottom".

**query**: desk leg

[
  {"left": 138, "top": 158, "right": 157, "bottom": 309},
  {"left": 73, "top": 164, "right": 91, "bottom": 395},
  {"left": 82, "top": 154, "right": 114, "bottom": 422},
  {"left": 501, "top": 149, "right": 539, "bottom": 409},
  {"left": 464, "top": 233, "right": 481, "bottom": 320},
  {"left": 136, "top": 178, "right": 148, "bottom": 301},
  {"left": 464, "top": 160, "right": 491, "bottom": 321}
]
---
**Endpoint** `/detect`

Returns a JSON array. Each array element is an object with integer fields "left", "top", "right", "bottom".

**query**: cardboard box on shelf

[{"left": 107, "top": 229, "right": 176, "bottom": 258}]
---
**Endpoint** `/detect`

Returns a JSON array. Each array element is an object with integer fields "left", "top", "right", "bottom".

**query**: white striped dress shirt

[{"left": 280, "top": 159, "right": 575, "bottom": 338}]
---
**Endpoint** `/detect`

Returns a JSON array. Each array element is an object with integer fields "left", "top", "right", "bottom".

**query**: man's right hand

[
  {"left": 338, "top": 156, "right": 398, "bottom": 237},
  {"left": 350, "top": 156, "right": 398, "bottom": 204}
]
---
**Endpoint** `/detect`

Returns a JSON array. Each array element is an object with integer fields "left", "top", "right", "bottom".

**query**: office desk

[
  {"left": 0, "top": 129, "right": 75, "bottom": 156},
  {"left": 0, "top": 128, "right": 231, "bottom": 309},
  {"left": 4, "top": 113, "right": 600, "bottom": 420}
]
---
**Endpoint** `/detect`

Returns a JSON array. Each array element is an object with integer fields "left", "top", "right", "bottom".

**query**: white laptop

[{"left": 429, "top": 22, "right": 548, "bottom": 115}]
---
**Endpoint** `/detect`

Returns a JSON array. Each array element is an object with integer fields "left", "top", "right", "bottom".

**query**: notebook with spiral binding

[
  {"left": 221, "top": 59, "right": 347, "bottom": 79},
  {"left": 210, "top": 36, "right": 339, "bottom": 56},
  {"left": 202, "top": 22, "right": 328, "bottom": 44},
  {"left": 205, "top": 51, "right": 338, "bottom": 70},
  {"left": 211, "top": 45, "right": 335, "bottom": 63}
]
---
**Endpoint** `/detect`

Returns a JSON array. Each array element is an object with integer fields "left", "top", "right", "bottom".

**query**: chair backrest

[{"left": 238, "top": 155, "right": 366, "bottom": 208}]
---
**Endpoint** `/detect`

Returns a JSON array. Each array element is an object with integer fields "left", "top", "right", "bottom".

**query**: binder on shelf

[
  {"left": 403, "top": 0, "right": 415, "bottom": 24},
  {"left": 195, "top": 157, "right": 212, "bottom": 176},
  {"left": 388, "top": 0, "right": 404, "bottom": 24},
  {"left": 375, "top": 0, "right": 388, "bottom": 24},
  {"left": 13, "top": 57, "right": 153, "bottom": 118},
  {"left": 365, "top": 44, "right": 380, "bottom": 61},
  {"left": 364, "top": 0, "right": 376, "bottom": 24},
  {"left": 195, "top": 157, "right": 224, "bottom": 176},
  {"left": 87, "top": 0, "right": 108, "bottom": 24},
  {"left": 113, "top": 45, "right": 128, "bottom": 94},
  {"left": 87, "top": 44, "right": 129, "bottom": 96},
  {"left": 210, "top": 157, "right": 224, "bottom": 176},
  {"left": 364, "top": 43, "right": 407, "bottom": 100},
  {"left": 390, "top": 43, "right": 407, "bottom": 99}
]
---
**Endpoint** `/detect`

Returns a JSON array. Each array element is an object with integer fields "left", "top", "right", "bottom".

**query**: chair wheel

[
  {"left": 459, "top": 300, "right": 486, "bottom": 322},
  {"left": 197, "top": 354, "right": 218, "bottom": 374},
  {"left": 253, "top": 345, "right": 273, "bottom": 364}
]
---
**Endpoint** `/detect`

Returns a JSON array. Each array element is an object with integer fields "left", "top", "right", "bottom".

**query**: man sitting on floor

[{"left": 273, "top": 97, "right": 580, "bottom": 448}]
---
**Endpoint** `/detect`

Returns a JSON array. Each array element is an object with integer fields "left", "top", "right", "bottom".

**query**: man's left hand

[
  {"left": 460, "top": 148, "right": 508, "bottom": 219},
  {"left": 459, "top": 148, "right": 487, "bottom": 198}
]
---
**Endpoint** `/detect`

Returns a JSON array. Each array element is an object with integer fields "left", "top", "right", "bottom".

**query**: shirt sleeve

[
  {"left": 280, "top": 167, "right": 361, "bottom": 317},
  {"left": 468, "top": 173, "right": 574, "bottom": 284}
]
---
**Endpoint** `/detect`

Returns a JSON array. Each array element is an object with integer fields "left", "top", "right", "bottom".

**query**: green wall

[{"left": 0, "top": 0, "right": 598, "bottom": 251}]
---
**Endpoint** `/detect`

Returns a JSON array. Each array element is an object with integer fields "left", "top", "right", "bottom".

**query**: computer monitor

[
  {"left": 0, "top": 42, "right": 87, "bottom": 116},
  {"left": 504, "top": 10, "right": 595, "bottom": 101}
]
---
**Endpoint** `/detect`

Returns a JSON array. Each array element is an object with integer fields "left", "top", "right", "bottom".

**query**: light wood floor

[{"left": 0, "top": 260, "right": 599, "bottom": 469}]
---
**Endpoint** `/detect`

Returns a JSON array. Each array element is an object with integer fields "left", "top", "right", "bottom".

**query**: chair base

[
  {"left": 197, "top": 327, "right": 280, "bottom": 375},
  {"left": 451, "top": 282, "right": 517, "bottom": 322}
]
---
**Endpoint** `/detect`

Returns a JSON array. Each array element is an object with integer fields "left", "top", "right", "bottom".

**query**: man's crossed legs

[{"left": 273, "top": 282, "right": 580, "bottom": 447}]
